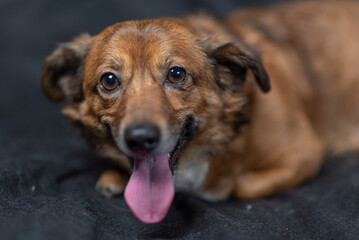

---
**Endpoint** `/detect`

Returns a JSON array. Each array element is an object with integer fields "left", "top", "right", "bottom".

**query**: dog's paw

[{"left": 95, "top": 170, "right": 128, "bottom": 198}]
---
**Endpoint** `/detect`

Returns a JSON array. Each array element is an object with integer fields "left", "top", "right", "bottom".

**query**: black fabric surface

[{"left": 1, "top": 0, "right": 359, "bottom": 239}]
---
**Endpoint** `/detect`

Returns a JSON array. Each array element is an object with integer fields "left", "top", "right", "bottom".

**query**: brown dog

[{"left": 42, "top": 1, "right": 359, "bottom": 223}]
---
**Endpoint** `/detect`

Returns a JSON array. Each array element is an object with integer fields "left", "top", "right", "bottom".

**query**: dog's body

[{"left": 42, "top": 1, "right": 359, "bottom": 223}]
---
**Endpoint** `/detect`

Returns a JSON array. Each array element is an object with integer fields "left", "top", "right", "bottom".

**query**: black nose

[{"left": 125, "top": 124, "right": 160, "bottom": 153}]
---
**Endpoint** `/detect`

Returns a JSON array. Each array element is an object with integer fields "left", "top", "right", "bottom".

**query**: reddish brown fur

[{"left": 42, "top": 0, "right": 359, "bottom": 206}]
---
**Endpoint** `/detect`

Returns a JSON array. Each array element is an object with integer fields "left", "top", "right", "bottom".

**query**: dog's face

[
  {"left": 42, "top": 18, "right": 269, "bottom": 223},
  {"left": 84, "top": 20, "right": 217, "bottom": 162}
]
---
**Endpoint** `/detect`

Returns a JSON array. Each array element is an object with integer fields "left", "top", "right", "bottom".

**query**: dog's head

[{"left": 42, "top": 18, "right": 269, "bottom": 223}]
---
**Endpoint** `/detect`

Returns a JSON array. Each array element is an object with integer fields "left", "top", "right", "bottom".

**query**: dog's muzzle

[{"left": 123, "top": 116, "right": 196, "bottom": 224}]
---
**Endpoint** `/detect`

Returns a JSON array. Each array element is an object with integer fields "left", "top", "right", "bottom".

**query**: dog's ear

[
  {"left": 210, "top": 42, "right": 270, "bottom": 92},
  {"left": 42, "top": 34, "right": 92, "bottom": 102}
]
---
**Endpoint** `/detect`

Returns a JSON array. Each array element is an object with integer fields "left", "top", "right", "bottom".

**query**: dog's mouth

[{"left": 124, "top": 116, "right": 195, "bottom": 224}]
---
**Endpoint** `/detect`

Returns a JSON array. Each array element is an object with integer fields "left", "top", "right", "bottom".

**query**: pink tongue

[{"left": 124, "top": 153, "right": 175, "bottom": 224}]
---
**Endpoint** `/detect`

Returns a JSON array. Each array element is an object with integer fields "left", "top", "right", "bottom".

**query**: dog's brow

[
  {"left": 94, "top": 61, "right": 122, "bottom": 78},
  {"left": 101, "top": 57, "right": 122, "bottom": 70}
]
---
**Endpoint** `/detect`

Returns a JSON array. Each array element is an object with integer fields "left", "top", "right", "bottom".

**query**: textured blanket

[{"left": 1, "top": 0, "right": 358, "bottom": 239}]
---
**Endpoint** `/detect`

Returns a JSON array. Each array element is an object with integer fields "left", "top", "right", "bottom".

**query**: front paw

[{"left": 95, "top": 170, "right": 128, "bottom": 198}]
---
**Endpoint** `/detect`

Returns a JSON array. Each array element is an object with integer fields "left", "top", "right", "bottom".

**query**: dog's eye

[
  {"left": 167, "top": 67, "right": 187, "bottom": 84},
  {"left": 100, "top": 73, "right": 120, "bottom": 92}
]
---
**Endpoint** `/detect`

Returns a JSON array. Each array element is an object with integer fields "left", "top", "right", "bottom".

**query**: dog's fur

[{"left": 42, "top": 0, "right": 359, "bottom": 221}]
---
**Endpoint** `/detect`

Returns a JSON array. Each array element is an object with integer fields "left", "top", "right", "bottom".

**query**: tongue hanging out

[{"left": 124, "top": 153, "right": 175, "bottom": 224}]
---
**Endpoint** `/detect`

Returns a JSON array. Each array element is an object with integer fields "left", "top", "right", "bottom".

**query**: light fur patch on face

[
  {"left": 175, "top": 149, "right": 209, "bottom": 193},
  {"left": 175, "top": 146, "right": 234, "bottom": 201}
]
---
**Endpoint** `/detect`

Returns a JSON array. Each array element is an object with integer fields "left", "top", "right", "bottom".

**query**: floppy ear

[
  {"left": 211, "top": 42, "right": 270, "bottom": 92},
  {"left": 42, "top": 34, "right": 92, "bottom": 102}
]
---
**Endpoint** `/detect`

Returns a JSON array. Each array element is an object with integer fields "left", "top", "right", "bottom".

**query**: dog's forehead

[
  {"left": 88, "top": 19, "right": 207, "bottom": 75},
  {"left": 101, "top": 19, "right": 198, "bottom": 45}
]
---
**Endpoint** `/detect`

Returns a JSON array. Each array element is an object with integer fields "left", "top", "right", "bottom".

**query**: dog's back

[{"left": 225, "top": 0, "right": 359, "bottom": 152}]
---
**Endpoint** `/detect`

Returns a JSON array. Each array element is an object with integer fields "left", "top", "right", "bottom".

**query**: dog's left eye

[
  {"left": 167, "top": 66, "right": 187, "bottom": 84},
  {"left": 99, "top": 73, "right": 120, "bottom": 92}
]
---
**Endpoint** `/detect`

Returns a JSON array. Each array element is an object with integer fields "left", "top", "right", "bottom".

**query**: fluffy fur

[{"left": 42, "top": 0, "right": 359, "bottom": 222}]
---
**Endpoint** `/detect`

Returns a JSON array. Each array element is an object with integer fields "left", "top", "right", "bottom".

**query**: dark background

[{"left": 1, "top": 0, "right": 359, "bottom": 239}]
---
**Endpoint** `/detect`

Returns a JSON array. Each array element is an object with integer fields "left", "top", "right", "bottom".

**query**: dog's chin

[{"left": 121, "top": 116, "right": 196, "bottom": 224}]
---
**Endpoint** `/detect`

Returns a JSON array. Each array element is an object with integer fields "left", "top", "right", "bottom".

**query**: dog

[{"left": 42, "top": 0, "right": 359, "bottom": 224}]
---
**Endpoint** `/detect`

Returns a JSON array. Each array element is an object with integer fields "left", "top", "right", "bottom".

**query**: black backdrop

[{"left": 1, "top": 0, "right": 359, "bottom": 239}]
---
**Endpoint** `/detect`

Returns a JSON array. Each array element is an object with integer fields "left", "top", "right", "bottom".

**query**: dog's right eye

[
  {"left": 99, "top": 73, "right": 120, "bottom": 92},
  {"left": 167, "top": 66, "right": 187, "bottom": 85}
]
